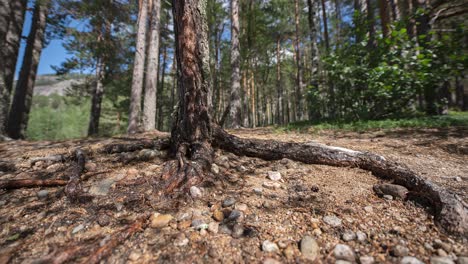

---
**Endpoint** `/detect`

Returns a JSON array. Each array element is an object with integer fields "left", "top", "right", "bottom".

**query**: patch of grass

[{"left": 276, "top": 111, "right": 468, "bottom": 133}]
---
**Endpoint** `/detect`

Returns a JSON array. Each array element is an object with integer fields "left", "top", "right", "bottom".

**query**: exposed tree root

[
  {"left": 80, "top": 213, "right": 150, "bottom": 264},
  {"left": 0, "top": 179, "right": 67, "bottom": 189},
  {"left": 212, "top": 127, "right": 468, "bottom": 236},
  {"left": 29, "top": 154, "right": 65, "bottom": 166},
  {"left": 64, "top": 149, "right": 86, "bottom": 201},
  {"left": 101, "top": 138, "right": 169, "bottom": 154}
]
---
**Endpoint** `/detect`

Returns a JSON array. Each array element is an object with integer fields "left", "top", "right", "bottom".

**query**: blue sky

[{"left": 15, "top": 9, "right": 69, "bottom": 78}]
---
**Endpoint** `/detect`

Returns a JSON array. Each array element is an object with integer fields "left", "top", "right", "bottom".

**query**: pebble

[
  {"left": 262, "top": 240, "right": 279, "bottom": 253},
  {"left": 267, "top": 171, "right": 282, "bottom": 181},
  {"left": 253, "top": 187, "right": 263, "bottom": 195},
  {"left": 232, "top": 224, "right": 244, "bottom": 238},
  {"left": 236, "top": 165, "right": 247, "bottom": 172},
  {"left": 430, "top": 257, "right": 455, "bottom": 264},
  {"left": 223, "top": 197, "right": 236, "bottom": 207},
  {"left": 323, "top": 215, "right": 342, "bottom": 227},
  {"left": 263, "top": 258, "right": 281, "bottom": 264},
  {"left": 128, "top": 251, "right": 141, "bottom": 261},
  {"left": 360, "top": 256, "right": 375, "bottom": 264},
  {"left": 342, "top": 230, "right": 356, "bottom": 242},
  {"left": 97, "top": 214, "right": 111, "bottom": 226},
  {"left": 392, "top": 245, "right": 409, "bottom": 257},
  {"left": 213, "top": 210, "right": 224, "bottom": 222},
  {"left": 373, "top": 183, "right": 408, "bottom": 199},
  {"left": 364, "top": 206, "right": 374, "bottom": 213},
  {"left": 211, "top": 164, "right": 220, "bottom": 174},
  {"left": 333, "top": 244, "right": 355, "bottom": 262},
  {"left": 174, "top": 233, "right": 189, "bottom": 247},
  {"left": 191, "top": 219, "right": 207, "bottom": 230},
  {"left": 401, "top": 256, "right": 425, "bottom": 264},
  {"left": 455, "top": 177, "right": 462, "bottom": 182},
  {"left": 190, "top": 186, "right": 202, "bottom": 199},
  {"left": 208, "top": 222, "right": 219, "bottom": 233},
  {"left": 37, "top": 190, "right": 49, "bottom": 199},
  {"left": 437, "top": 249, "right": 448, "bottom": 257},
  {"left": 262, "top": 181, "right": 281, "bottom": 189},
  {"left": 312, "top": 228, "right": 322, "bottom": 236},
  {"left": 383, "top": 195, "right": 394, "bottom": 200},
  {"left": 150, "top": 213, "right": 173, "bottom": 228},
  {"left": 356, "top": 231, "right": 367, "bottom": 242},
  {"left": 219, "top": 224, "right": 232, "bottom": 235},
  {"left": 336, "top": 261, "right": 353, "bottom": 264},
  {"left": 235, "top": 203, "right": 248, "bottom": 211},
  {"left": 85, "top": 162, "right": 97, "bottom": 171},
  {"left": 72, "top": 224, "right": 84, "bottom": 234},
  {"left": 226, "top": 210, "right": 242, "bottom": 222},
  {"left": 300, "top": 236, "right": 319, "bottom": 261}
]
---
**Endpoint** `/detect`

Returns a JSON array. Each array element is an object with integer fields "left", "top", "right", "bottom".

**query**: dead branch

[
  {"left": 100, "top": 138, "right": 169, "bottom": 154},
  {"left": 29, "top": 154, "right": 65, "bottom": 166},
  {"left": 80, "top": 213, "right": 150, "bottom": 264},
  {"left": 64, "top": 149, "right": 86, "bottom": 201},
  {"left": 213, "top": 126, "right": 468, "bottom": 236},
  {"left": 0, "top": 179, "right": 67, "bottom": 189}
]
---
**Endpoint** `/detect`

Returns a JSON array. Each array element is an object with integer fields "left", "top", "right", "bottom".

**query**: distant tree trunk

[
  {"left": 379, "top": 0, "right": 391, "bottom": 38},
  {"left": 229, "top": 0, "right": 241, "bottom": 128},
  {"left": 128, "top": 0, "right": 149, "bottom": 134},
  {"left": 143, "top": 0, "right": 161, "bottom": 132},
  {"left": 308, "top": 0, "right": 320, "bottom": 120},
  {"left": 7, "top": 0, "right": 48, "bottom": 139},
  {"left": 367, "top": 0, "right": 376, "bottom": 49},
  {"left": 455, "top": 76, "right": 466, "bottom": 110},
  {"left": 0, "top": 0, "right": 27, "bottom": 137},
  {"left": 320, "top": 0, "right": 330, "bottom": 52},
  {"left": 276, "top": 37, "right": 282, "bottom": 125},
  {"left": 333, "top": 0, "right": 342, "bottom": 47},
  {"left": 88, "top": 21, "right": 110, "bottom": 136},
  {"left": 294, "top": 0, "right": 305, "bottom": 121},
  {"left": 389, "top": 0, "right": 401, "bottom": 21},
  {"left": 157, "top": 42, "right": 168, "bottom": 130}
]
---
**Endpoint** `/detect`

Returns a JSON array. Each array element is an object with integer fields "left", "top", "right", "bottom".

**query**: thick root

[
  {"left": 213, "top": 127, "right": 468, "bottom": 236},
  {"left": 64, "top": 149, "right": 86, "bottom": 201}
]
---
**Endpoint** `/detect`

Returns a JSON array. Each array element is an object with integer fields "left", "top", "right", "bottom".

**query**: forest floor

[{"left": 0, "top": 126, "right": 467, "bottom": 263}]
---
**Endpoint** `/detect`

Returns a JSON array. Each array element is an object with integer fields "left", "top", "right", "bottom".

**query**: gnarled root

[
  {"left": 65, "top": 149, "right": 86, "bottom": 201},
  {"left": 213, "top": 126, "right": 468, "bottom": 236}
]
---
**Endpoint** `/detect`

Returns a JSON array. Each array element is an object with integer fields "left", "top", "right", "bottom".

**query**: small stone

[
  {"left": 253, "top": 187, "right": 263, "bottom": 195},
  {"left": 356, "top": 231, "right": 367, "bottom": 242},
  {"left": 222, "top": 197, "right": 236, "bottom": 207},
  {"left": 236, "top": 165, "right": 247, "bottom": 172},
  {"left": 360, "top": 256, "right": 375, "bottom": 264},
  {"left": 437, "top": 249, "right": 448, "bottom": 257},
  {"left": 219, "top": 224, "right": 232, "bottom": 235},
  {"left": 262, "top": 240, "right": 279, "bottom": 253},
  {"left": 37, "top": 190, "right": 49, "bottom": 199},
  {"left": 263, "top": 258, "right": 281, "bottom": 264},
  {"left": 127, "top": 168, "right": 139, "bottom": 177},
  {"left": 226, "top": 210, "right": 242, "bottom": 222},
  {"left": 284, "top": 245, "right": 295, "bottom": 259},
  {"left": 336, "top": 261, "right": 352, "bottom": 264},
  {"left": 211, "top": 164, "right": 220, "bottom": 174},
  {"left": 267, "top": 171, "right": 282, "bottom": 181},
  {"left": 85, "top": 162, "right": 97, "bottom": 172},
  {"left": 232, "top": 224, "right": 244, "bottom": 238},
  {"left": 323, "top": 215, "right": 342, "bottom": 227},
  {"left": 174, "top": 233, "right": 189, "bottom": 247},
  {"left": 392, "top": 245, "right": 410, "bottom": 257},
  {"left": 401, "top": 256, "right": 425, "bottom": 264},
  {"left": 364, "top": 206, "right": 373, "bottom": 213},
  {"left": 191, "top": 219, "right": 207, "bottom": 230},
  {"left": 208, "top": 222, "right": 219, "bottom": 233},
  {"left": 262, "top": 181, "right": 281, "bottom": 189},
  {"left": 425, "top": 243, "right": 434, "bottom": 251},
  {"left": 235, "top": 203, "right": 248, "bottom": 211},
  {"left": 383, "top": 195, "right": 394, "bottom": 200},
  {"left": 312, "top": 228, "right": 322, "bottom": 236},
  {"left": 430, "top": 257, "right": 455, "bottom": 264},
  {"left": 454, "top": 177, "right": 462, "bottom": 182},
  {"left": 373, "top": 183, "right": 408, "bottom": 199},
  {"left": 150, "top": 213, "right": 173, "bottom": 228},
  {"left": 300, "top": 236, "right": 320, "bottom": 261},
  {"left": 72, "top": 224, "right": 84, "bottom": 234},
  {"left": 97, "top": 214, "right": 111, "bottom": 226},
  {"left": 200, "top": 229, "right": 207, "bottom": 236},
  {"left": 342, "top": 230, "right": 356, "bottom": 242},
  {"left": 333, "top": 244, "right": 355, "bottom": 262},
  {"left": 128, "top": 251, "right": 141, "bottom": 261},
  {"left": 190, "top": 186, "right": 202, "bottom": 199},
  {"left": 213, "top": 210, "right": 224, "bottom": 222}
]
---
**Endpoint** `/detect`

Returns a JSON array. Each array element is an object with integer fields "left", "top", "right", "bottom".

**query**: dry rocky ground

[{"left": 0, "top": 127, "right": 467, "bottom": 263}]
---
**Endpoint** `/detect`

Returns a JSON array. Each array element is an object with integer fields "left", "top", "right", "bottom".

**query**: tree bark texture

[
  {"left": 7, "top": 0, "right": 48, "bottom": 139},
  {"left": 379, "top": 0, "right": 391, "bottom": 38},
  {"left": 229, "top": 0, "right": 242, "bottom": 129},
  {"left": 0, "top": 0, "right": 27, "bottom": 137},
  {"left": 128, "top": 0, "right": 149, "bottom": 134},
  {"left": 294, "top": 0, "right": 305, "bottom": 121},
  {"left": 143, "top": 0, "right": 162, "bottom": 132}
]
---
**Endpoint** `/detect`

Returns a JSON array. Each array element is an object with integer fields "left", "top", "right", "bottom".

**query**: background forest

[{"left": 0, "top": 0, "right": 467, "bottom": 141}]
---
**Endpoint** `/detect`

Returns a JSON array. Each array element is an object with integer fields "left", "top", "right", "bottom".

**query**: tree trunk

[
  {"left": 164, "top": 0, "right": 214, "bottom": 192},
  {"left": 143, "top": 0, "right": 161, "bottom": 132},
  {"left": 367, "top": 0, "right": 376, "bottom": 49},
  {"left": 229, "top": 0, "right": 241, "bottom": 129},
  {"left": 320, "top": 0, "right": 330, "bottom": 52},
  {"left": 0, "top": 0, "right": 27, "bottom": 137},
  {"left": 276, "top": 37, "right": 283, "bottom": 125},
  {"left": 7, "top": 0, "right": 48, "bottom": 139},
  {"left": 128, "top": 0, "right": 149, "bottom": 134},
  {"left": 157, "top": 41, "right": 168, "bottom": 131},
  {"left": 333, "top": 0, "right": 341, "bottom": 47},
  {"left": 294, "top": 0, "right": 305, "bottom": 121},
  {"left": 379, "top": 0, "right": 391, "bottom": 38}
]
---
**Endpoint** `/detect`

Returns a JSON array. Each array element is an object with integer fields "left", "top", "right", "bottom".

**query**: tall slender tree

[
  {"left": 7, "top": 0, "right": 49, "bottom": 139},
  {"left": 294, "top": 0, "right": 305, "bottom": 121},
  {"left": 143, "top": 0, "right": 162, "bottom": 131},
  {"left": 229, "top": 0, "right": 241, "bottom": 128}
]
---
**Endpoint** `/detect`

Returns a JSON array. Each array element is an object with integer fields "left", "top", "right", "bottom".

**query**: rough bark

[
  {"left": 320, "top": 0, "right": 330, "bottom": 52},
  {"left": 276, "top": 37, "right": 284, "bottom": 125},
  {"left": 0, "top": 0, "right": 27, "bottom": 137},
  {"left": 229, "top": 0, "right": 242, "bottom": 129},
  {"left": 88, "top": 57, "right": 106, "bottom": 136},
  {"left": 163, "top": 0, "right": 214, "bottom": 192},
  {"left": 128, "top": 0, "right": 149, "bottom": 134},
  {"left": 212, "top": 127, "right": 468, "bottom": 236},
  {"left": 379, "top": 0, "right": 391, "bottom": 38},
  {"left": 143, "top": 0, "right": 161, "bottom": 132},
  {"left": 7, "top": 0, "right": 48, "bottom": 139},
  {"left": 294, "top": 0, "right": 305, "bottom": 121}
]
